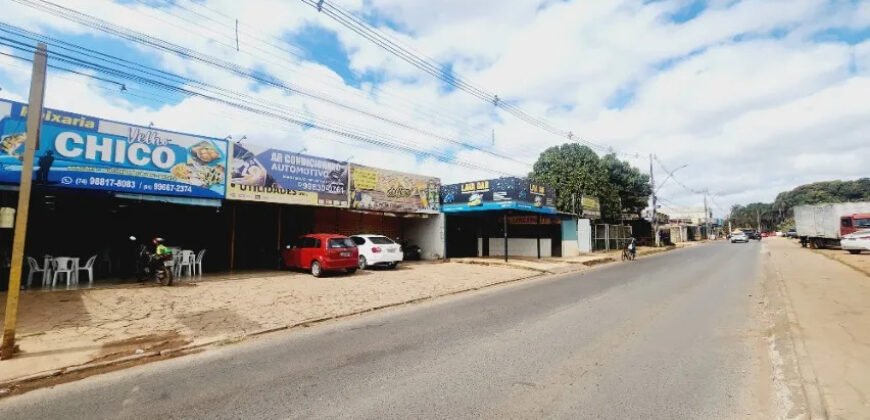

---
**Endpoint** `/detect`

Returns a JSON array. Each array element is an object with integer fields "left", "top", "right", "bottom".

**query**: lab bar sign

[{"left": 0, "top": 99, "right": 228, "bottom": 198}]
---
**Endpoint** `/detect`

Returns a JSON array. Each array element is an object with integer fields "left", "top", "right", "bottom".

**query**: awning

[
  {"left": 114, "top": 193, "right": 222, "bottom": 207},
  {"left": 441, "top": 201, "right": 557, "bottom": 215}
]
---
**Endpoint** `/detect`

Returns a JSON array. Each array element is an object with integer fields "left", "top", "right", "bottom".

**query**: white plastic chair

[
  {"left": 78, "top": 255, "right": 97, "bottom": 285},
  {"left": 52, "top": 257, "right": 76, "bottom": 288},
  {"left": 26, "top": 256, "right": 49, "bottom": 288},
  {"left": 176, "top": 250, "right": 194, "bottom": 278},
  {"left": 193, "top": 249, "right": 206, "bottom": 276}
]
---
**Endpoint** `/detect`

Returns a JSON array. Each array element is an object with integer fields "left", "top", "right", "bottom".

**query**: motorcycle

[
  {"left": 130, "top": 236, "right": 174, "bottom": 286},
  {"left": 399, "top": 239, "right": 422, "bottom": 261}
]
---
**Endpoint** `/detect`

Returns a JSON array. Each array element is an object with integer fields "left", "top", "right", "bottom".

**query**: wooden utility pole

[
  {"left": 649, "top": 154, "right": 659, "bottom": 247},
  {"left": 2, "top": 43, "right": 47, "bottom": 360}
]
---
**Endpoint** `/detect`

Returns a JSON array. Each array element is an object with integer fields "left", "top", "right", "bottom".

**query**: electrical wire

[
  {"left": 299, "top": 0, "right": 641, "bottom": 156},
  {"left": 10, "top": 0, "right": 531, "bottom": 168},
  {"left": 1, "top": 36, "right": 520, "bottom": 176}
]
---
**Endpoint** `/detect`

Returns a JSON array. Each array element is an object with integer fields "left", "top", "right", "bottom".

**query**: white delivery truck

[{"left": 793, "top": 202, "right": 870, "bottom": 248}]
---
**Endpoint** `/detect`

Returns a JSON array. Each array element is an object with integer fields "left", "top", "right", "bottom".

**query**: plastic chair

[
  {"left": 193, "top": 249, "right": 206, "bottom": 276},
  {"left": 26, "top": 256, "right": 49, "bottom": 288},
  {"left": 78, "top": 255, "right": 97, "bottom": 285},
  {"left": 52, "top": 257, "right": 76, "bottom": 288},
  {"left": 177, "top": 250, "right": 194, "bottom": 278}
]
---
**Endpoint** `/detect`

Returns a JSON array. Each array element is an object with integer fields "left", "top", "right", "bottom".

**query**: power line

[
  {"left": 10, "top": 0, "right": 531, "bottom": 168},
  {"left": 0, "top": 33, "right": 520, "bottom": 177},
  {"left": 298, "top": 0, "right": 641, "bottom": 156}
]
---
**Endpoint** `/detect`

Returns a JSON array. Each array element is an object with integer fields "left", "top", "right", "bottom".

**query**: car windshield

[
  {"left": 368, "top": 236, "right": 395, "bottom": 245},
  {"left": 855, "top": 218, "right": 870, "bottom": 228},
  {"left": 327, "top": 238, "right": 355, "bottom": 248}
]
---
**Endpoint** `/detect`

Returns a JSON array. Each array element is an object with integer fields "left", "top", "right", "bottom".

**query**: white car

[
  {"left": 350, "top": 234, "right": 403, "bottom": 269},
  {"left": 840, "top": 229, "right": 870, "bottom": 254},
  {"left": 730, "top": 231, "right": 748, "bottom": 243}
]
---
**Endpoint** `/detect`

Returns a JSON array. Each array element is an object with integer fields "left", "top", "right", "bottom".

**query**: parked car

[
  {"left": 741, "top": 229, "right": 761, "bottom": 240},
  {"left": 786, "top": 229, "right": 798, "bottom": 238},
  {"left": 730, "top": 231, "right": 749, "bottom": 243},
  {"left": 281, "top": 234, "right": 359, "bottom": 277},
  {"left": 840, "top": 229, "right": 870, "bottom": 254},
  {"left": 350, "top": 234, "right": 403, "bottom": 269},
  {"left": 761, "top": 232, "right": 769, "bottom": 238}
]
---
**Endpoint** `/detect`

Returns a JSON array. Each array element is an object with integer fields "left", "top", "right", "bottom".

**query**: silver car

[{"left": 730, "top": 232, "right": 748, "bottom": 243}]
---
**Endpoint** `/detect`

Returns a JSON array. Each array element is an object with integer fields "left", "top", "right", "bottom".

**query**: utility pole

[
  {"left": 756, "top": 208, "right": 761, "bottom": 233},
  {"left": 650, "top": 153, "right": 659, "bottom": 247},
  {"left": 703, "top": 190, "right": 709, "bottom": 240},
  {"left": 2, "top": 43, "right": 47, "bottom": 360}
]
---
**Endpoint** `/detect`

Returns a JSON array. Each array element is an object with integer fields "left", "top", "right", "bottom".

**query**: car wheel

[
  {"left": 346, "top": 267, "right": 358, "bottom": 274},
  {"left": 848, "top": 250, "right": 861, "bottom": 255},
  {"left": 311, "top": 261, "right": 322, "bottom": 277},
  {"left": 358, "top": 256, "right": 367, "bottom": 270},
  {"left": 389, "top": 262, "right": 398, "bottom": 269}
]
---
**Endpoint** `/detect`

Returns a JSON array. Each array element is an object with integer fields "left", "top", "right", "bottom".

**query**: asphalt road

[{"left": 0, "top": 241, "right": 770, "bottom": 419}]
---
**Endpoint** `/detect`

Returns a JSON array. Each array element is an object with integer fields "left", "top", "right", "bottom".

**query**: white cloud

[{"left": 0, "top": 0, "right": 867, "bottom": 216}]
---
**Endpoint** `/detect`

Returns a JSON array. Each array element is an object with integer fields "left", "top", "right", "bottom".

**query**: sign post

[{"left": 2, "top": 43, "right": 47, "bottom": 360}]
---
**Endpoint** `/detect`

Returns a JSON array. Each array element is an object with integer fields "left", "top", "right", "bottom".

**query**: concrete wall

[
  {"left": 403, "top": 213, "right": 445, "bottom": 260},
  {"left": 483, "top": 238, "right": 552, "bottom": 257},
  {"left": 561, "top": 217, "right": 580, "bottom": 257}
]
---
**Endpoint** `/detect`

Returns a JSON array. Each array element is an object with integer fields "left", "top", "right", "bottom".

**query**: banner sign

[
  {"left": 0, "top": 99, "right": 227, "bottom": 198},
  {"left": 501, "top": 215, "right": 561, "bottom": 225},
  {"left": 581, "top": 196, "right": 601, "bottom": 219},
  {"left": 348, "top": 164, "right": 440, "bottom": 213},
  {"left": 441, "top": 177, "right": 556, "bottom": 214},
  {"left": 227, "top": 143, "right": 348, "bottom": 207}
]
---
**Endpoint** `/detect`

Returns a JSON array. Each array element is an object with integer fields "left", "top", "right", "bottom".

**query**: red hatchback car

[{"left": 282, "top": 234, "right": 359, "bottom": 277}]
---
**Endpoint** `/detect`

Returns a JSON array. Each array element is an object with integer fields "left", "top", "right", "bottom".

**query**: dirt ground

[
  {"left": 764, "top": 237, "right": 870, "bottom": 419},
  {"left": 810, "top": 246, "right": 870, "bottom": 277},
  {"left": 0, "top": 262, "right": 534, "bottom": 383}
]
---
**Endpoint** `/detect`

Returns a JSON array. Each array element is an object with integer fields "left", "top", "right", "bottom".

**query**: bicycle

[{"left": 622, "top": 245, "right": 636, "bottom": 261}]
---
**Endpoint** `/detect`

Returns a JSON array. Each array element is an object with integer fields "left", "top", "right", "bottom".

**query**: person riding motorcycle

[{"left": 150, "top": 237, "right": 172, "bottom": 271}]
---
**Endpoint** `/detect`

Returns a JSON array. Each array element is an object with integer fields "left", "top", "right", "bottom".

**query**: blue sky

[{"left": 0, "top": 0, "right": 868, "bottom": 212}]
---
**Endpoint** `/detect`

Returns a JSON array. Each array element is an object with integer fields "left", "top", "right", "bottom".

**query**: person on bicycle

[{"left": 626, "top": 236, "right": 637, "bottom": 259}]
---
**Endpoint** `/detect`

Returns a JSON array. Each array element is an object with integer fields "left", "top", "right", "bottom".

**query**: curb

[{"left": 0, "top": 243, "right": 691, "bottom": 392}]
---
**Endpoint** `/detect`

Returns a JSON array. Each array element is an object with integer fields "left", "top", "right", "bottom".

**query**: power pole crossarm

[{"left": 2, "top": 43, "right": 47, "bottom": 360}]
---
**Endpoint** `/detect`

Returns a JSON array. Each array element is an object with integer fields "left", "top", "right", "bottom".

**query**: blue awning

[
  {"left": 115, "top": 193, "right": 222, "bottom": 207},
  {"left": 441, "top": 201, "right": 556, "bottom": 214}
]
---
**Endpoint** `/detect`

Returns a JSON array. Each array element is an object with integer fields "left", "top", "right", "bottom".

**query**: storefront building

[
  {"left": 0, "top": 98, "right": 447, "bottom": 288},
  {"left": 441, "top": 177, "right": 559, "bottom": 259}
]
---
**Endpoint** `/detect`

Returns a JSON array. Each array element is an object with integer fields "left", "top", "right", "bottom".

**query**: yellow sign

[
  {"left": 349, "top": 164, "right": 440, "bottom": 213},
  {"left": 353, "top": 167, "right": 378, "bottom": 191},
  {"left": 461, "top": 180, "right": 489, "bottom": 193},
  {"left": 530, "top": 184, "right": 546, "bottom": 195}
]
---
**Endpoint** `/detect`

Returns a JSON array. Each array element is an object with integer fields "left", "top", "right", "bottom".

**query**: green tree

[{"left": 529, "top": 144, "right": 651, "bottom": 222}]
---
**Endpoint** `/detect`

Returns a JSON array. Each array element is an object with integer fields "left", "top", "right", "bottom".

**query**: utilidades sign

[
  {"left": 227, "top": 143, "right": 348, "bottom": 207},
  {"left": 0, "top": 99, "right": 227, "bottom": 198}
]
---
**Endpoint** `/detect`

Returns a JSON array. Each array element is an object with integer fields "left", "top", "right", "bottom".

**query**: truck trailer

[{"left": 793, "top": 202, "right": 870, "bottom": 248}]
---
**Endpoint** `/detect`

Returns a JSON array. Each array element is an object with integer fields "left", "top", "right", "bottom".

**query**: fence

[{"left": 593, "top": 224, "right": 633, "bottom": 251}]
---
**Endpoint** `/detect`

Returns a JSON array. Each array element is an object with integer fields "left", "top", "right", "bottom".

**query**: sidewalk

[
  {"left": 452, "top": 243, "right": 697, "bottom": 273},
  {"left": 0, "top": 262, "right": 535, "bottom": 385},
  {"left": 765, "top": 237, "right": 870, "bottom": 419}
]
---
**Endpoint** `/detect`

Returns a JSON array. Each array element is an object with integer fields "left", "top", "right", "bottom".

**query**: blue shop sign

[{"left": 0, "top": 99, "right": 227, "bottom": 198}]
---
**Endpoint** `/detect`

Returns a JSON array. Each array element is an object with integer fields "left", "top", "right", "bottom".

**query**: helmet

[{"left": 152, "top": 237, "right": 165, "bottom": 244}]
